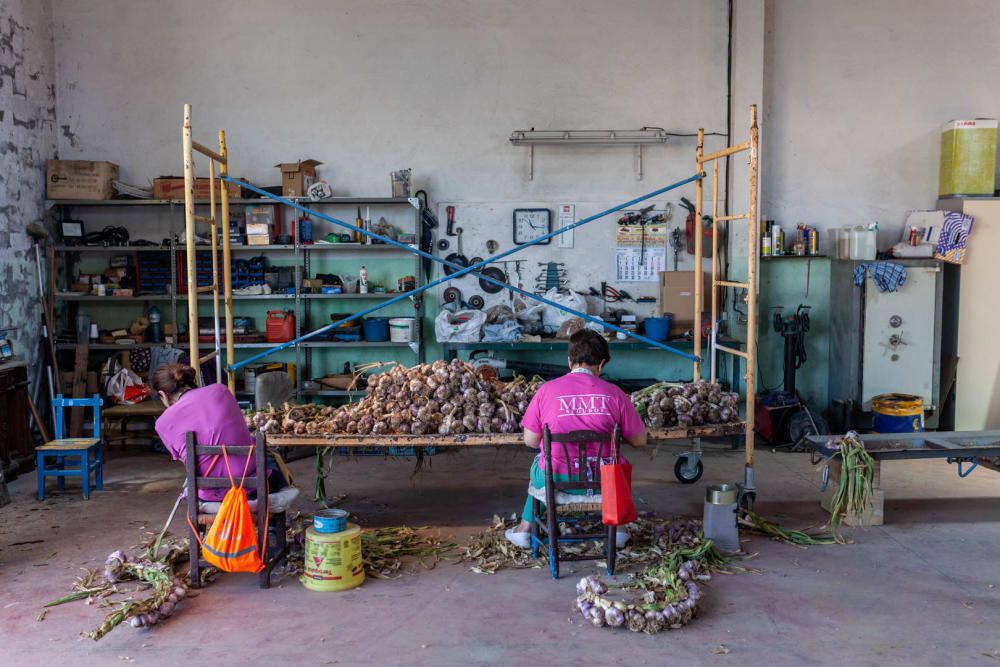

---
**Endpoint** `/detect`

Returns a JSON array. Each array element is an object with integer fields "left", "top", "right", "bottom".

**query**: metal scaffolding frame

[
  {"left": 181, "top": 103, "right": 235, "bottom": 391},
  {"left": 181, "top": 103, "right": 762, "bottom": 504},
  {"left": 694, "top": 104, "right": 760, "bottom": 504}
]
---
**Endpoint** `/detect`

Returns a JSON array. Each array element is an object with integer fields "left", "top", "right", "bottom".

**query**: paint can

[
  {"left": 301, "top": 523, "right": 365, "bottom": 592},
  {"left": 871, "top": 393, "right": 924, "bottom": 433}
]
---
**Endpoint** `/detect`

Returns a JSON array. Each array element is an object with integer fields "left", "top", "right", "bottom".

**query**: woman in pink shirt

[
  {"left": 153, "top": 364, "right": 284, "bottom": 501},
  {"left": 506, "top": 330, "right": 647, "bottom": 547}
]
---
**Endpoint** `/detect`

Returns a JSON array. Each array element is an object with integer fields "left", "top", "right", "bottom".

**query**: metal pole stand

[{"left": 737, "top": 463, "right": 757, "bottom": 510}]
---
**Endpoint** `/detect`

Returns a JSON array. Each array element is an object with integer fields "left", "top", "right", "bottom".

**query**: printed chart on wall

[{"left": 615, "top": 220, "right": 667, "bottom": 282}]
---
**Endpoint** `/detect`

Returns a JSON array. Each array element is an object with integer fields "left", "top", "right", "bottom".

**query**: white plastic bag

[
  {"left": 105, "top": 367, "right": 150, "bottom": 405},
  {"left": 540, "top": 288, "right": 587, "bottom": 335},
  {"left": 435, "top": 309, "right": 486, "bottom": 343}
]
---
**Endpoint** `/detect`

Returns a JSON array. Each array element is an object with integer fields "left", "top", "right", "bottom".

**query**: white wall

[
  {"left": 52, "top": 0, "right": 732, "bottom": 207},
  {"left": 0, "top": 0, "right": 57, "bottom": 373},
  {"left": 763, "top": 0, "right": 1000, "bottom": 247}
]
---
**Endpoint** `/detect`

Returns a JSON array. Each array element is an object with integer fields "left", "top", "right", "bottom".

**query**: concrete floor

[{"left": 2, "top": 443, "right": 1000, "bottom": 666}]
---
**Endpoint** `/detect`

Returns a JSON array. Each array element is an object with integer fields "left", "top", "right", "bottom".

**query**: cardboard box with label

[
  {"left": 152, "top": 177, "right": 242, "bottom": 200},
  {"left": 47, "top": 160, "right": 119, "bottom": 200},
  {"left": 276, "top": 159, "right": 321, "bottom": 197},
  {"left": 659, "top": 271, "right": 712, "bottom": 335}
]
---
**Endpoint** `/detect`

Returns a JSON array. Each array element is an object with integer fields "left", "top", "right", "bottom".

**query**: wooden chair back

[
  {"left": 52, "top": 394, "right": 103, "bottom": 440},
  {"left": 540, "top": 425, "right": 621, "bottom": 493},
  {"left": 184, "top": 430, "right": 267, "bottom": 525}
]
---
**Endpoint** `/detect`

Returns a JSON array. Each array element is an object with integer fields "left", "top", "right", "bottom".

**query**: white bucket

[{"left": 388, "top": 317, "right": 416, "bottom": 342}]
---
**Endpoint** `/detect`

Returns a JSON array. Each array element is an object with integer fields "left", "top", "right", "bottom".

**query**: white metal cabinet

[{"left": 861, "top": 265, "right": 940, "bottom": 409}]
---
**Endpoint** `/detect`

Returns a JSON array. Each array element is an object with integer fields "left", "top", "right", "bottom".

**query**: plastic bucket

[
  {"left": 644, "top": 316, "right": 672, "bottom": 342},
  {"left": 362, "top": 317, "right": 389, "bottom": 342},
  {"left": 301, "top": 523, "right": 365, "bottom": 592},
  {"left": 872, "top": 393, "right": 924, "bottom": 433},
  {"left": 314, "top": 509, "right": 348, "bottom": 533},
  {"left": 388, "top": 317, "right": 416, "bottom": 343}
]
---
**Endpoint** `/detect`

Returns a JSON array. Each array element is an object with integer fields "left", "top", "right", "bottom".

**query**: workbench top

[{"left": 266, "top": 422, "right": 745, "bottom": 447}]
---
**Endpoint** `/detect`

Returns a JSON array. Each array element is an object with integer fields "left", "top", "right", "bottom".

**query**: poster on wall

[{"left": 615, "top": 221, "right": 667, "bottom": 282}]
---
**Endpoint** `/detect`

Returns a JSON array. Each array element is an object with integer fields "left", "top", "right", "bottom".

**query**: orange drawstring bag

[{"left": 189, "top": 446, "right": 266, "bottom": 573}]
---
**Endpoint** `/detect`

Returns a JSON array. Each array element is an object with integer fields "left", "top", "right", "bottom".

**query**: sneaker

[{"left": 505, "top": 528, "right": 531, "bottom": 549}]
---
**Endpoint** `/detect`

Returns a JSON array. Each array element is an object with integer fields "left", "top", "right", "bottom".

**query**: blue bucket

[
  {"left": 314, "top": 509, "right": 349, "bottom": 533},
  {"left": 871, "top": 394, "right": 924, "bottom": 433},
  {"left": 644, "top": 316, "right": 673, "bottom": 342},
  {"left": 363, "top": 317, "right": 390, "bottom": 342}
]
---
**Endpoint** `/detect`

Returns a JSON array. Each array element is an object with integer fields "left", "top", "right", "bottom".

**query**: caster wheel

[{"left": 674, "top": 457, "right": 704, "bottom": 484}]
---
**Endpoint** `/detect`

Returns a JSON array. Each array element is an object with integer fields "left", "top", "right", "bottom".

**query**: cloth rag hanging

[{"left": 853, "top": 262, "right": 907, "bottom": 293}]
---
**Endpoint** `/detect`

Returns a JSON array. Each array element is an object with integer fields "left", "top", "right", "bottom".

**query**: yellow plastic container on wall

[{"left": 301, "top": 523, "right": 365, "bottom": 592}]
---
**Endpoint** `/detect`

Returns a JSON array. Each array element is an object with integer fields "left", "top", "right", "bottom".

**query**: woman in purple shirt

[
  {"left": 506, "top": 330, "right": 647, "bottom": 547},
  {"left": 153, "top": 364, "right": 283, "bottom": 500}
]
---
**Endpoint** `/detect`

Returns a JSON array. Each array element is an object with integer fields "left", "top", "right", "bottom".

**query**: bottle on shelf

[
  {"left": 354, "top": 207, "right": 364, "bottom": 243},
  {"left": 148, "top": 305, "right": 162, "bottom": 343},
  {"left": 359, "top": 265, "right": 369, "bottom": 294}
]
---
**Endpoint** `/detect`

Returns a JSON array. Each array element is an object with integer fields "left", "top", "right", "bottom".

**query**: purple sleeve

[
  {"left": 154, "top": 407, "right": 186, "bottom": 462},
  {"left": 520, "top": 388, "right": 544, "bottom": 433},
  {"left": 617, "top": 389, "right": 646, "bottom": 439}
]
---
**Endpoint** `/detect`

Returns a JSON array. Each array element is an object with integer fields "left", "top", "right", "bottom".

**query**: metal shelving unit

[{"left": 48, "top": 194, "right": 423, "bottom": 404}]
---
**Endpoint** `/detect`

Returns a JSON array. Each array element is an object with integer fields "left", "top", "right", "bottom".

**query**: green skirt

[{"left": 521, "top": 457, "right": 596, "bottom": 522}]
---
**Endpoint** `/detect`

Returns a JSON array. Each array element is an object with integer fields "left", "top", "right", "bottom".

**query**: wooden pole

[
  {"left": 182, "top": 104, "right": 200, "bottom": 384},
  {"left": 744, "top": 104, "right": 760, "bottom": 469},
  {"left": 710, "top": 159, "right": 719, "bottom": 384},
  {"left": 219, "top": 130, "right": 236, "bottom": 395},
  {"left": 693, "top": 128, "right": 704, "bottom": 379},
  {"left": 209, "top": 160, "right": 222, "bottom": 383}
]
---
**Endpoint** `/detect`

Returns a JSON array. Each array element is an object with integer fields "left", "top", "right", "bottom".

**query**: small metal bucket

[{"left": 314, "top": 509, "right": 349, "bottom": 533}]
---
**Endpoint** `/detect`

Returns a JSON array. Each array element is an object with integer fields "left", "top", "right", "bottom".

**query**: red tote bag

[{"left": 600, "top": 438, "right": 638, "bottom": 526}]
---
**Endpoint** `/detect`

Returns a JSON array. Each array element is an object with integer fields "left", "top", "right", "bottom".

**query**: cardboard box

[
  {"left": 276, "top": 159, "right": 321, "bottom": 197},
  {"left": 47, "top": 160, "right": 119, "bottom": 200},
  {"left": 152, "top": 177, "right": 242, "bottom": 200},
  {"left": 247, "top": 234, "right": 271, "bottom": 246},
  {"left": 246, "top": 205, "right": 278, "bottom": 234},
  {"left": 246, "top": 222, "right": 271, "bottom": 236},
  {"left": 658, "top": 271, "right": 712, "bottom": 334}
]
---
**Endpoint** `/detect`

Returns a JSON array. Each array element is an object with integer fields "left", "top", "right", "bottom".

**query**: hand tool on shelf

[{"left": 445, "top": 205, "right": 457, "bottom": 236}]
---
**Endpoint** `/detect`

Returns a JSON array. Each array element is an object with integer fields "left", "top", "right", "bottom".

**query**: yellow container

[
  {"left": 300, "top": 523, "right": 365, "bottom": 592},
  {"left": 939, "top": 119, "right": 998, "bottom": 196}
]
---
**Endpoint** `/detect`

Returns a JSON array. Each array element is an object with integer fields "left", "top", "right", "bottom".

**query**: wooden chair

[
  {"left": 530, "top": 425, "right": 621, "bottom": 580},
  {"left": 36, "top": 394, "right": 104, "bottom": 500},
  {"left": 185, "top": 431, "right": 288, "bottom": 589}
]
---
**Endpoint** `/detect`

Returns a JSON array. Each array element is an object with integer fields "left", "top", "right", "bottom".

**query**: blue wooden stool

[{"left": 36, "top": 394, "right": 104, "bottom": 500}]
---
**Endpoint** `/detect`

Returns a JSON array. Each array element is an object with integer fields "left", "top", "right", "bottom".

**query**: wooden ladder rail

[
  {"left": 182, "top": 103, "right": 235, "bottom": 393},
  {"left": 693, "top": 104, "right": 760, "bottom": 490}
]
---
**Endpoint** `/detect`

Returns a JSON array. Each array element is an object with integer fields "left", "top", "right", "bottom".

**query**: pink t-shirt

[
  {"left": 521, "top": 370, "right": 645, "bottom": 474},
  {"left": 155, "top": 383, "right": 256, "bottom": 501}
]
